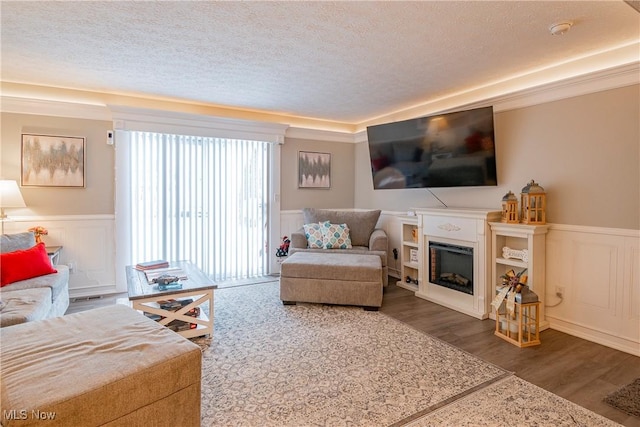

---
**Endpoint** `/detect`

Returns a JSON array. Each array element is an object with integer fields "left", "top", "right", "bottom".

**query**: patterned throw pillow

[
  {"left": 321, "top": 221, "right": 352, "bottom": 249},
  {"left": 303, "top": 223, "right": 324, "bottom": 248}
]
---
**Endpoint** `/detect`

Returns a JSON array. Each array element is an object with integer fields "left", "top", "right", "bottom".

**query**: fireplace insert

[{"left": 429, "top": 241, "right": 474, "bottom": 295}]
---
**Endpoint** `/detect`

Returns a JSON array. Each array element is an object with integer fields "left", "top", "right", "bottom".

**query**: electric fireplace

[
  {"left": 429, "top": 241, "right": 474, "bottom": 295},
  {"left": 415, "top": 207, "right": 500, "bottom": 320}
]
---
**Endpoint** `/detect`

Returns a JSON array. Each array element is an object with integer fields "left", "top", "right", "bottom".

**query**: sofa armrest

[
  {"left": 369, "top": 228, "right": 388, "bottom": 253},
  {"left": 290, "top": 228, "right": 308, "bottom": 249}
]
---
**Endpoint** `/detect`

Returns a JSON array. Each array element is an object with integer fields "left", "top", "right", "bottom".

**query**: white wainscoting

[
  {"left": 3, "top": 215, "right": 118, "bottom": 298},
  {"left": 6, "top": 212, "right": 637, "bottom": 354},
  {"left": 279, "top": 211, "right": 305, "bottom": 243},
  {"left": 545, "top": 225, "right": 639, "bottom": 356}
]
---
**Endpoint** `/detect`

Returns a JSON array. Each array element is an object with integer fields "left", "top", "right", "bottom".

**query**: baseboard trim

[
  {"left": 548, "top": 317, "right": 639, "bottom": 357},
  {"left": 69, "top": 284, "right": 118, "bottom": 299}
]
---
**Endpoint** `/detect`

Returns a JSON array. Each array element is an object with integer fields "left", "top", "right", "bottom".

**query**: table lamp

[{"left": 0, "top": 180, "right": 26, "bottom": 234}]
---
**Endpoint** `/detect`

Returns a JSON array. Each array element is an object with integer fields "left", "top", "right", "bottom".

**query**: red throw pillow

[{"left": 0, "top": 243, "right": 57, "bottom": 287}]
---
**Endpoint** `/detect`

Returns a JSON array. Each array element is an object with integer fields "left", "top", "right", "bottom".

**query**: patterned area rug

[
  {"left": 199, "top": 282, "right": 620, "bottom": 426},
  {"left": 408, "top": 376, "right": 621, "bottom": 426},
  {"left": 604, "top": 378, "right": 640, "bottom": 418},
  {"left": 200, "top": 282, "right": 508, "bottom": 426}
]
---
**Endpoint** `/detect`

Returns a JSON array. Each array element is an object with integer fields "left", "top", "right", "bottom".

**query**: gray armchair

[{"left": 289, "top": 208, "right": 389, "bottom": 286}]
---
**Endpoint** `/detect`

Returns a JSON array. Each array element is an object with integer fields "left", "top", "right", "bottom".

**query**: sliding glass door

[{"left": 122, "top": 131, "right": 271, "bottom": 282}]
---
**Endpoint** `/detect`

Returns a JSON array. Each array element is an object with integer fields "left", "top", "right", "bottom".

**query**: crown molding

[
  {"left": 285, "top": 127, "right": 356, "bottom": 143},
  {"left": 491, "top": 62, "right": 639, "bottom": 113},
  {"left": 2, "top": 57, "right": 638, "bottom": 143},
  {"left": 110, "top": 105, "right": 289, "bottom": 143},
  {"left": 355, "top": 60, "right": 639, "bottom": 133},
  {"left": 357, "top": 42, "right": 640, "bottom": 130},
  {"left": 0, "top": 96, "right": 111, "bottom": 121}
]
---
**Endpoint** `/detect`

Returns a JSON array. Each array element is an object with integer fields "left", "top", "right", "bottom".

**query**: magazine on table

[{"left": 135, "top": 260, "right": 169, "bottom": 270}]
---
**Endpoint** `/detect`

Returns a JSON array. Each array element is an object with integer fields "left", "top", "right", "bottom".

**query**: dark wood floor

[
  {"left": 68, "top": 280, "right": 640, "bottom": 426},
  {"left": 380, "top": 282, "right": 640, "bottom": 427}
]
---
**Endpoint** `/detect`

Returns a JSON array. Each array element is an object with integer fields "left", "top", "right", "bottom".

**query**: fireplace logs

[{"left": 440, "top": 272, "right": 471, "bottom": 286}]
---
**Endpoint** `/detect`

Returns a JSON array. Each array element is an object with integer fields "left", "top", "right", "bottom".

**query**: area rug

[
  {"left": 604, "top": 378, "right": 640, "bottom": 418},
  {"left": 200, "top": 282, "right": 509, "bottom": 426},
  {"left": 407, "top": 376, "right": 621, "bottom": 426}
]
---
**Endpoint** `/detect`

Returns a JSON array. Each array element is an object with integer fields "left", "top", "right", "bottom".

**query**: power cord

[
  {"left": 392, "top": 248, "right": 399, "bottom": 273},
  {"left": 545, "top": 291, "right": 564, "bottom": 308}
]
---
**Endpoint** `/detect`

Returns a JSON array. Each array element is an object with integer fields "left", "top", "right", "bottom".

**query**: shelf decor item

[
  {"left": 494, "top": 300, "right": 541, "bottom": 347},
  {"left": 491, "top": 267, "right": 541, "bottom": 347},
  {"left": 500, "top": 191, "right": 519, "bottom": 223},
  {"left": 491, "top": 268, "right": 529, "bottom": 318},
  {"left": 520, "top": 179, "right": 546, "bottom": 225},
  {"left": 276, "top": 236, "right": 291, "bottom": 257},
  {"left": 502, "top": 246, "right": 528, "bottom": 262},
  {"left": 28, "top": 226, "right": 48, "bottom": 244},
  {"left": 501, "top": 268, "right": 528, "bottom": 289}
]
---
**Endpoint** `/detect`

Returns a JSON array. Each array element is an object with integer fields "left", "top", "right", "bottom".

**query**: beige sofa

[
  {"left": 289, "top": 208, "right": 389, "bottom": 286},
  {"left": 0, "top": 232, "right": 69, "bottom": 327},
  {"left": 0, "top": 304, "right": 202, "bottom": 426}
]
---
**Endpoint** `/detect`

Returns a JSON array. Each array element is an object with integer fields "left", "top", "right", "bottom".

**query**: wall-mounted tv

[{"left": 367, "top": 106, "right": 497, "bottom": 189}]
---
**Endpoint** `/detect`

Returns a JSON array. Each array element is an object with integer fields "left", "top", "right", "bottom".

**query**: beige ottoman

[
  {"left": 0, "top": 304, "right": 202, "bottom": 427},
  {"left": 280, "top": 252, "right": 383, "bottom": 310}
]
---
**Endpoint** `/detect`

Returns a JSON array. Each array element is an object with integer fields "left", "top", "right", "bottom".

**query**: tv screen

[{"left": 367, "top": 106, "right": 497, "bottom": 189}]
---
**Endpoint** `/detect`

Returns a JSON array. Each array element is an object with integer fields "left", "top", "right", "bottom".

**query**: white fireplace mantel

[{"left": 414, "top": 208, "right": 501, "bottom": 319}]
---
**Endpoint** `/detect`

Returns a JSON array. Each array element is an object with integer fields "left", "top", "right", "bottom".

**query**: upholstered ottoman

[
  {"left": 280, "top": 252, "right": 383, "bottom": 310},
  {"left": 0, "top": 304, "right": 202, "bottom": 427}
]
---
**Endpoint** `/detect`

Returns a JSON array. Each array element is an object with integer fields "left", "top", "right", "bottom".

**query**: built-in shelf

[
  {"left": 397, "top": 216, "right": 420, "bottom": 293},
  {"left": 495, "top": 257, "right": 528, "bottom": 268},
  {"left": 490, "top": 222, "right": 550, "bottom": 330}
]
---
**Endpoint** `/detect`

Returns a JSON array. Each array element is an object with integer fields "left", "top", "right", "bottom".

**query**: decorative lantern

[
  {"left": 501, "top": 191, "right": 519, "bottom": 223},
  {"left": 520, "top": 180, "right": 546, "bottom": 225}
]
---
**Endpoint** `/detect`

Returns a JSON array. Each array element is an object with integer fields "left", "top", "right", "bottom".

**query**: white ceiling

[{"left": 1, "top": 1, "right": 639, "bottom": 126}]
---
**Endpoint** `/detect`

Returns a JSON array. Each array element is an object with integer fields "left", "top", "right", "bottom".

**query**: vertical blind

[{"left": 128, "top": 131, "right": 270, "bottom": 281}]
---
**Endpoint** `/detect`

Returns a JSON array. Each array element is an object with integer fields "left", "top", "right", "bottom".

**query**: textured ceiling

[{"left": 1, "top": 1, "right": 639, "bottom": 125}]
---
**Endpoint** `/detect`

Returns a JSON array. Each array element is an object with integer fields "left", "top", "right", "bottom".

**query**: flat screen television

[{"left": 367, "top": 106, "right": 497, "bottom": 189}]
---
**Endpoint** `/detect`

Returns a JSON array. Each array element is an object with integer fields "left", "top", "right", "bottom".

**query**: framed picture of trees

[
  {"left": 298, "top": 151, "right": 330, "bottom": 189},
  {"left": 21, "top": 134, "right": 85, "bottom": 187}
]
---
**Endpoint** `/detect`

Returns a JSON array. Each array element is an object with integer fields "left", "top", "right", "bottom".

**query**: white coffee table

[{"left": 126, "top": 261, "right": 216, "bottom": 338}]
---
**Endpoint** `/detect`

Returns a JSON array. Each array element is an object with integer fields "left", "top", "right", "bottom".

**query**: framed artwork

[
  {"left": 298, "top": 151, "right": 331, "bottom": 189},
  {"left": 21, "top": 134, "right": 85, "bottom": 187}
]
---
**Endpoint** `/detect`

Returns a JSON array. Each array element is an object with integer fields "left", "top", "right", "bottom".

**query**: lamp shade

[{"left": 0, "top": 180, "right": 26, "bottom": 208}]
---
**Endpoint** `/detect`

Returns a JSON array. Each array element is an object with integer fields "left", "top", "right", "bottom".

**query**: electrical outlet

[
  {"left": 392, "top": 248, "right": 398, "bottom": 260},
  {"left": 555, "top": 286, "right": 565, "bottom": 298},
  {"left": 68, "top": 261, "right": 76, "bottom": 273}
]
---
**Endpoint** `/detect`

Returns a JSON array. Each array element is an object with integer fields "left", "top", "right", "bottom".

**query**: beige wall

[
  {"left": 280, "top": 137, "right": 355, "bottom": 210},
  {"left": 1, "top": 113, "right": 114, "bottom": 215},
  {"left": 355, "top": 85, "right": 640, "bottom": 230},
  {"left": 2, "top": 84, "right": 638, "bottom": 229}
]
